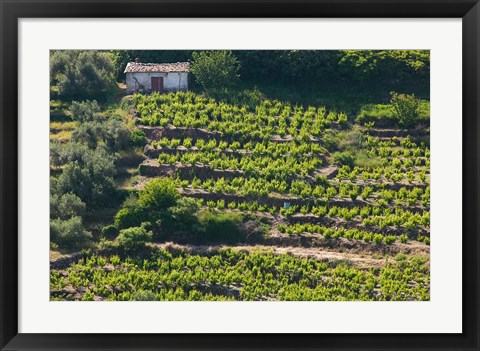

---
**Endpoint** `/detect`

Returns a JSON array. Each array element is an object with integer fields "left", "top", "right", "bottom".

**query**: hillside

[{"left": 50, "top": 90, "right": 430, "bottom": 301}]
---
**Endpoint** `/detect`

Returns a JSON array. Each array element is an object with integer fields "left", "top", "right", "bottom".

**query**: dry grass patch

[
  {"left": 50, "top": 121, "right": 77, "bottom": 131},
  {"left": 50, "top": 130, "right": 73, "bottom": 143}
]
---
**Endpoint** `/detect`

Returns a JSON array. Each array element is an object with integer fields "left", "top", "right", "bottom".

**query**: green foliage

[
  {"left": 166, "top": 197, "right": 201, "bottom": 232},
  {"left": 51, "top": 250, "right": 430, "bottom": 301},
  {"left": 356, "top": 96, "right": 429, "bottom": 127},
  {"left": 114, "top": 203, "right": 150, "bottom": 230},
  {"left": 70, "top": 102, "right": 131, "bottom": 152},
  {"left": 138, "top": 178, "right": 179, "bottom": 210},
  {"left": 49, "top": 62, "right": 431, "bottom": 301},
  {"left": 373, "top": 234, "right": 384, "bottom": 244},
  {"left": 356, "top": 103, "right": 396, "bottom": 125},
  {"left": 339, "top": 50, "right": 429, "bottom": 81},
  {"left": 50, "top": 193, "right": 86, "bottom": 220},
  {"left": 51, "top": 145, "right": 116, "bottom": 206},
  {"left": 111, "top": 50, "right": 429, "bottom": 99},
  {"left": 81, "top": 291, "right": 95, "bottom": 301},
  {"left": 50, "top": 51, "right": 117, "bottom": 101},
  {"left": 50, "top": 216, "right": 92, "bottom": 249},
  {"left": 70, "top": 100, "right": 103, "bottom": 123},
  {"left": 333, "top": 151, "right": 354, "bottom": 167},
  {"left": 390, "top": 92, "right": 422, "bottom": 128},
  {"left": 50, "top": 141, "right": 90, "bottom": 167},
  {"left": 197, "top": 210, "right": 243, "bottom": 243},
  {"left": 190, "top": 50, "right": 240, "bottom": 96},
  {"left": 115, "top": 224, "right": 153, "bottom": 252},
  {"left": 100, "top": 224, "right": 118, "bottom": 239}
]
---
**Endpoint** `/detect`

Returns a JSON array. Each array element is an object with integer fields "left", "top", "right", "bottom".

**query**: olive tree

[
  {"left": 50, "top": 51, "right": 117, "bottom": 101},
  {"left": 50, "top": 216, "right": 92, "bottom": 249}
]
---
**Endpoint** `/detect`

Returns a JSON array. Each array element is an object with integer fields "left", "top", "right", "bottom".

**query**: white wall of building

[{"left": 126, "top": 72, "right": 188, "bottom": 94}]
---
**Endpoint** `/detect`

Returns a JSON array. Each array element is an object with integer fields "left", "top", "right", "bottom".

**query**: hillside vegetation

[{"left": 50, "top": 50, "right": 430, "bottom": 301}]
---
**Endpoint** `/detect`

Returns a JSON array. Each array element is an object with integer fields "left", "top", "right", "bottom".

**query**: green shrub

[
  {"left": 70, "top": 100, "right": 103, "bottom": 123},
  {"left": 50, "top": 216, "right": 92, "bottom": 249},
  {"left": 50, "top": 51, "right": 117, "bottom": 102},
  {"left": 349, "top": 186, "right": 359, "bottom": 201},
  {"left": 81, "top": 291, "right": 95, "bottom": 301},
  {"left": 356, "top": 97, "right": 429, "bottom": 127},
  {"left": 52, "top": 145, "right": 116, "bottom": 206},
  {"left": 333, "top": 151, "right": 354, "bottom": 167},
  {"left": 384, "top": 235, "right": 396, "bottom": 245},
  {"left": 390, "top": 92, "right": 421, "bottom": 128},
  {"left": 361, "top": 186, "right": 373, "bottom": 200},
  {"left": 72, "top": 116, "right": 131, "bottom": 152},
  {"left": 373, "top": 234, "right": 384, "bottom": 244},
  {"left": 100, "top": 224, "right": 118, "bottom": 239},
  {"left": 115, "top": 224, "right": 153, "bottom": 252},
  {"left": 352, "top": 150, "right": 382, "bottom": 168},
  {"left": 138, "top": 178, "right": 179, "bottom": 210},
  {"left": 114, "top": 206, "right": 150, "bottom": 230},
  {"left": 50, "top": 192, "right": 86, "bottom": 220},
  {"left": 190, "top": 50, "right": 240, "bottom": 97},
  {"left": 166, "top": 197, "right": 200, "bottom": 231},
  {"left": 130, "top": 129, "right": 146, "bottom": 147},
  {"left": 197, "top": 210, "right": 243, "bottom": 244}
]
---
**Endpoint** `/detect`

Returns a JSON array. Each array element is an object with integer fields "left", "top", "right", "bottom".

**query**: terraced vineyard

[
  {"left": 136, "top": 93, "right": 430, "bottom": 244},
  {"left": 51, "top": 91, "right": 430, "bottom": 301}
]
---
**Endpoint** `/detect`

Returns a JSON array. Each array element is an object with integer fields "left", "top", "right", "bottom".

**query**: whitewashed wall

[{"left": 126, "top": 72, "right": 188, "bottom": 94}]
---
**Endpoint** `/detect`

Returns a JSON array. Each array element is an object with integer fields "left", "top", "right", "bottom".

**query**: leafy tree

[
  {"left": 50, "top": 216, "right": 92, "bottom": 249},
  {"left": 70, "top": 100, "right": 104, "bottom": 123},
  {"left": 50, "top": 142, "right": 91, "bottom": 167},
  {"left": 72, "top": 118, "right": 131, "bottom": 152},
  {"left": 102, "top": 118, "right": 132, "bottom": 152},
  {"left": 190, "top": 50, "right": 240, "bottom": 96},
  {"left": 390, "top": 92, "right": 421, "bottom": 128},
  {"left": 115, "top": 224, "right": 153, "bottom": 252},
  {"left": 50, "top": 193, "right": 86, "bottom": 220},
  {"left": 71, "top": 121, "right": 104, "bottom": 149},
  {"left": 114, "top": 206, "right": 150, "bottom": 230},
  {"left": 50, "top": 51, "right": 117, "bottom": 101},
  {"left": 339, "top": 50, "right": 430, "bottom": 82},
  {"left": 52, "top": 146, "right": 116, "bottom": 206},
  {"left": 167, "top": 197, "right": 200, "bottom": 229},
  {"left": 70, "top": 101, "right": 131, "bottom": 152},
  {"left": 138, "top": 178, "right": 179, "bottom": 210}
]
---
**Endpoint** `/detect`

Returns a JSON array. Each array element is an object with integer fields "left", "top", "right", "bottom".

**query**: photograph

[{"left": 49, "top": 49, "right": 431, "bottom": 302}]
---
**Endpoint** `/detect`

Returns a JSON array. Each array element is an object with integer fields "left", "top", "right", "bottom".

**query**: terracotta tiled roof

[{"left": 124, "top": 62, "right": 190, "bottom": 73}]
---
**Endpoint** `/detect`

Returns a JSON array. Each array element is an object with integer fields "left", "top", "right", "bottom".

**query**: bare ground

[{"left": 154, "top": 242, "right": 392, "bottom": 269}]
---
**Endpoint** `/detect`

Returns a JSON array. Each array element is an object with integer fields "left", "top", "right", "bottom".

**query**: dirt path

[{"left": 155, "top": 242, "right": 391, "bottom": 269}]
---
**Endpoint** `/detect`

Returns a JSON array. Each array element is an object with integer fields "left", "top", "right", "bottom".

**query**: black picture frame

[{"left": 1, "top": 0, "right": 478, "bottom": 350}]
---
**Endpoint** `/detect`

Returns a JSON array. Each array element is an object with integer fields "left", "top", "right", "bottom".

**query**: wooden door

[{"left": 151, "top": 77, "right": 164, "bottom": 93}]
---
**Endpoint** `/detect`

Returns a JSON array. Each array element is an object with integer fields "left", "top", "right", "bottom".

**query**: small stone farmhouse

[{"left": 124, "top": 62, "right": 189, "bottom": 94}]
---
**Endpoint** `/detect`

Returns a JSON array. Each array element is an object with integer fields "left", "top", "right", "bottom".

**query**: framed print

[{"left": 1, "top": 0, "right": 479, "bottom": 350}]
